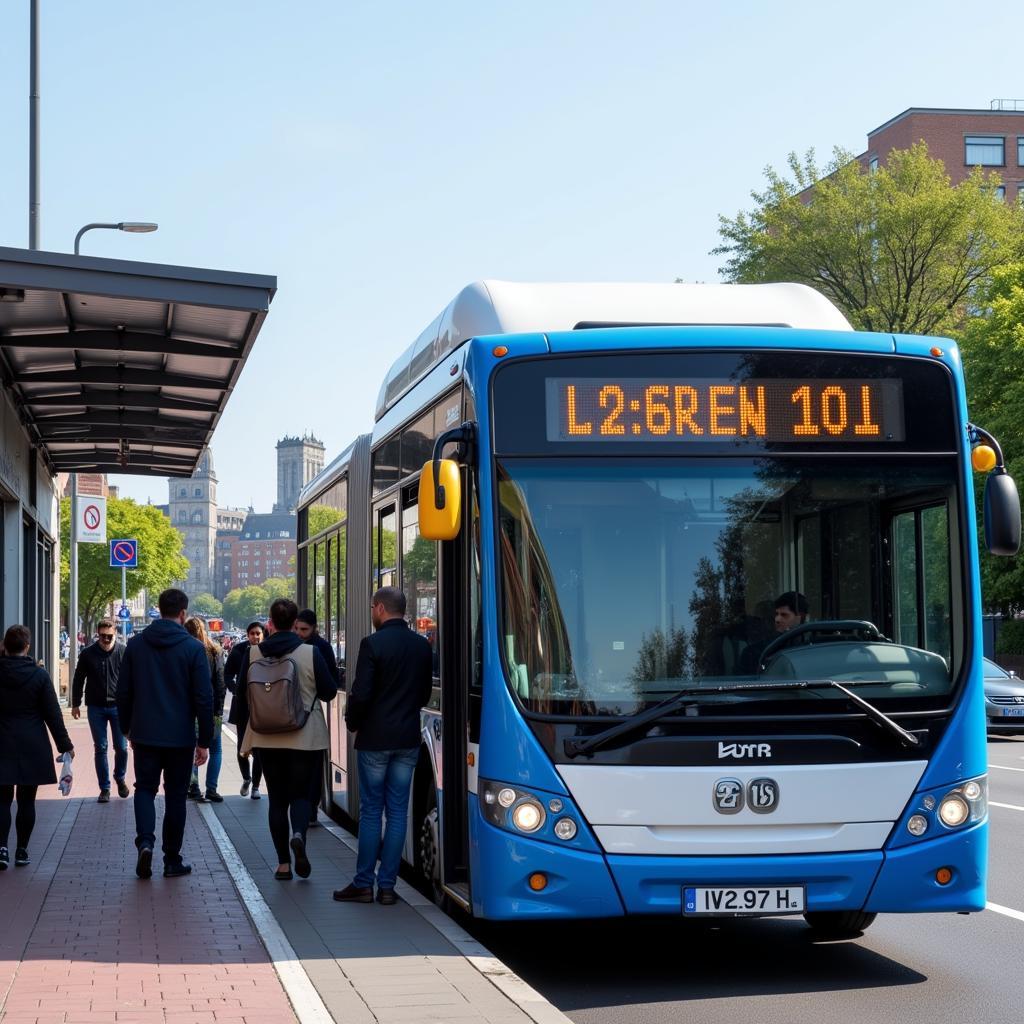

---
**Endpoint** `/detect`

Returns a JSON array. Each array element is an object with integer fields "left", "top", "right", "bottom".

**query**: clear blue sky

[{"left": 1, "top": 1, "right": 1018, "bottom": 511}]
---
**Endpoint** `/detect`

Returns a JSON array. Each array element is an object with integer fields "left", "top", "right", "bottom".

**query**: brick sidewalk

[{"left": 0, "top": 716, "right": 297, "bottom": 1024}]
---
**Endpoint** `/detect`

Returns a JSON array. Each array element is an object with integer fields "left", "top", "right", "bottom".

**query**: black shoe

[
  {"left": 376, "top": 888, "right": 397, "bottom": 905},
  {"left": 117, "top": 781, "right": 130, "bottom": 799},
  {"left": 250, "top": 786, "right": 261, "bottom": 800},
  {"left": 290, "top": 833, "right": 311, "bottom": 878},
  {"left": 163, "top": 861, "right": 192, "bottom": 878},
  {"left": 274, "top": 868, "right": 293, "bottom": 881},
  {"left": 0, "top": 847, "right": 8, "bottom": 870},
  {"left": 333, "top": 883, "right": 373, "bottom": 903},
  {"left": 97, "top": 789, "right": 110, "bottom": 803},
  {"left": 204, "top": 789, "right": 224, "bottom": 803},
  {"left": 187, "top": 783, "right": 204, "bottom": 801},
  {"left": 135, "top": 846, "right": 153, "bottom": 880},
  {"left": 14, "top": 848, "right": 29, "bottom": 867},
  {"left": 240, "top": 779, "right": 251, "bottom": 797}
]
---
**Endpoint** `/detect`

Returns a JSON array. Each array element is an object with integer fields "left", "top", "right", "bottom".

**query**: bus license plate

[
  {"left": 683, "top": 885, "right": 805, "bottom": 916},
  {"left": 1001, "top": 707, "right": 1024, "bottom": 717}
]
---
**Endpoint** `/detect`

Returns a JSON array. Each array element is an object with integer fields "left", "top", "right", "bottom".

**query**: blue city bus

[{"left": 297, "top": 281, "right": 1019, "bottom": 933}]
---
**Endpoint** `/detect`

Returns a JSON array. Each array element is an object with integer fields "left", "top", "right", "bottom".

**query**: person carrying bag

[{"left": 238, "top": 599, "right": 337, "bottom": 881}]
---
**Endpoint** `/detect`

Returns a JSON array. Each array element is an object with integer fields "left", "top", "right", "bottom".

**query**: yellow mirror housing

[
  {"left": 972, "top": 445, "right": 998, "bottom": 473},
  {"left": 418, "top": 459, "right": 462, "bottom": 540}
]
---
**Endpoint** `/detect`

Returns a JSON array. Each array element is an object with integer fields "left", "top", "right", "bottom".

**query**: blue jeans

[
  {"left": 190, "top": 718, "right": 223, "bottom": 792},
  {"left": 355, "top": 748, "right": 419, "bottom": 890},
  {"left": 87, "top": 705, "right": 128, "bottom": 791}
]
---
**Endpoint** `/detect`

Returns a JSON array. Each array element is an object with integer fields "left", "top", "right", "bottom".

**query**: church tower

[
  {"left": 274, "top": 434, "right": 325, "bottom": 512},
  {"left": 168, "top": 448, "right": 218, "bottom": 596}
]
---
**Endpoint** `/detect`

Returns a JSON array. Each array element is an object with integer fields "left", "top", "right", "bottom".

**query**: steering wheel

[{"left": 758, "top": 619, "right": 888, "bottom": 669}]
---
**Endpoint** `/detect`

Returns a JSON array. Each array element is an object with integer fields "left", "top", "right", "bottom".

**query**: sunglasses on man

[{"left": 98, "top": 633, "right": 116, "bottom": 642}]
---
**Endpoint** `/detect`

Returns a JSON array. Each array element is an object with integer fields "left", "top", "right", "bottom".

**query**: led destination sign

[{"left": 545, "top": 378, "right": 905, "bottom": 444}]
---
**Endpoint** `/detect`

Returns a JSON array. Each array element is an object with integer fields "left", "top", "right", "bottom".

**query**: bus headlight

[
  {"left": 938, "top": 796, "right": 969, "bottom": 828},
  {"left": 553, "top": 817, "right": 578, "bottom": 841},
  {"left": 936, "top": 776, "right": 987, "bottom": 830},
  {"left": 511, "top": 800, "right": 545, "bottom": 833}
]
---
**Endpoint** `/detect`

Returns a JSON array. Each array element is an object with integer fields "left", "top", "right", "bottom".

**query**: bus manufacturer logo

[
  {"left": 748, "top": 778, "right": 780, "bottom": 814},
  {"left": 713, "top": 778, "right": 744, "bottom": 814},
  {"left": 718, "top": 742, "right": 772, "bottom": 759}
]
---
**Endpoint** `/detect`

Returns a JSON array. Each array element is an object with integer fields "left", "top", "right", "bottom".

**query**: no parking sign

[{"left": 109, "top": 539, "right": 138, "bottom": 569}]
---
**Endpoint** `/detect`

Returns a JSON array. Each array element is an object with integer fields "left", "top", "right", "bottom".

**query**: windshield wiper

[{"left": 563, "top": 679, "right": 922, "bottom": 759}]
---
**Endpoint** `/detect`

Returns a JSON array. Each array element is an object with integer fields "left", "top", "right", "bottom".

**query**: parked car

[{"left": 983, "top": 657, "right": 1024, "bottom": 735}]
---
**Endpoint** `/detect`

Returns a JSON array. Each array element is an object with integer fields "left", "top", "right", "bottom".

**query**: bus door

[
  {"left": 438, "top": 472, "right": 472, "bottom": 901},
  {"left": 374, "top": 503, "right": 397, "bottom": 590}
]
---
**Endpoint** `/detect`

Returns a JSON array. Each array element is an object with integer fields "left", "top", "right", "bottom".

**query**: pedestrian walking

[
  {"left": 225, "top": 621, "right": 265, "bottom": 799},
  {"left": 237, "top": 599, "right": 337, "bottom": 881},
  {"left": 71, "top": 619, "right": 129, "bottom": 803},
  {"left": 0, "top": 625, "right": 75, "bottom": 869},
  {"left": 294, "top": 608, "right": 338, "bottom": 827},
  {"left": 116, "top": 589, "right": 213, "bottom": 880},
  {"left": 334, "top": 587, "right": 432, "bottom": 905},
  {"left": 184, "top": 617, "right": 226, "bottom": 803}
]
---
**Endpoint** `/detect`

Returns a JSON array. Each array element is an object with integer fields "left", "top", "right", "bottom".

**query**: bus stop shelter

[
  {"left": 0, "top": 246, "right": 277, "bottom": 477},
  {"left": 0, "top": 245, "right": 276, "bottom": 671}
]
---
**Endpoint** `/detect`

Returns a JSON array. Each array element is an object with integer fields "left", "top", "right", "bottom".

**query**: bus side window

[
  {"left": 892, "top": 505, "right": 951, "bottom": 664},
  {"left": 401, "top": 488, "right": 439, "bottom": 678}
]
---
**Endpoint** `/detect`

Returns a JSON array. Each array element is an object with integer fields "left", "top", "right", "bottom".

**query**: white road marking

[
  {"left": 989, "top": 764, "right": 1024, "bottom": 772},
  {"left": 987, "top": 902, "right": 1024, "bottom": 924},
  {"left": 199, "top": 801, "right": 335, "bottom": 1024},
  {"left": 990, "top": 801, "right": 1024, "bottom": 812}
]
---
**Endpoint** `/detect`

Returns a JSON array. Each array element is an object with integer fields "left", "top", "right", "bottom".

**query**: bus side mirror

[
  {"left": 418, "top": 459, "right": 462, "bottom": 541},
  {"left": 984, "top": 470, "right": 1021, "bottom": 556}
]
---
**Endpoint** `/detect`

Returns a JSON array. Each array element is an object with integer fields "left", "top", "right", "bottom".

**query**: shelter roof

[{"left": 0, "top": 246, "right": 276, "bottom": 477}]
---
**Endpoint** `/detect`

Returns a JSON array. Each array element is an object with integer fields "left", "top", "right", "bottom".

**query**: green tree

[
  {"left": 223, "top": 585, "right": 271, "bottom": 627},
  {"left": 191, "top": 593, "right": 223, "bottom": 617},
  {"left": 60, "top": 497, "right": 189, "bottom": 634},
  {"left": 262, "top": 576, "right": 296, "bottom": 601},
  {"left": 715, "top": 142, "right": 1024, "bottom": 336},
  {"left": 961, "top": 263, "right": 1024, "bottom": 613}
]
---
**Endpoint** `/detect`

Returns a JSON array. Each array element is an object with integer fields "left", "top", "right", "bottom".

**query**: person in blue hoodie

[{"left": 117, "top": 588, "right": 213, "bottom": 880}]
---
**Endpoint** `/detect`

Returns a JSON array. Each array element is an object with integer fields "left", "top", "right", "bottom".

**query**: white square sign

[{"left": 76, "top": 496, "right": 107, "bottom": 544}]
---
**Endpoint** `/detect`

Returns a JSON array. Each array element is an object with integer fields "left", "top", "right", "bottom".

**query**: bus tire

[
  {"left": 803, "top": 910, "right": 877, "bottom": 938},
  {"left": 416, "top": 785, "right": 448, "bottom": 909}
]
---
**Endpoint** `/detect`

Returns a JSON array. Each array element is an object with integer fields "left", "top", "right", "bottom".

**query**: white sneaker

[
  {"left": 240, "top": 779, "right": 251, "bottom": 797},
  {"left": 250, "top": 786, "right": 261, "bottom": 800}
]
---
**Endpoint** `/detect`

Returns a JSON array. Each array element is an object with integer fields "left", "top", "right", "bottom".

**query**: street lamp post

[{"left": 74, "top": 221, "right": 158, "bottom": 255}]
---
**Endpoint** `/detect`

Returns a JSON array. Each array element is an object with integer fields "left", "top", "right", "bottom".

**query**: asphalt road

[{"left": 470, "top": 735, "right": 1024, "bottom": 1024}]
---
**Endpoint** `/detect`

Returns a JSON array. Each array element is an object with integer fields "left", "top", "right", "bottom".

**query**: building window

[
  {"left": 191, "top": 511, "right": 203, "bottom": 524},
  {"left": 965, "top": 136, "right": 1004, "bottom": 166},
  {"left": 868, "top": 156, "right": 878, "bottom": 172},
  {"left": 194, "top": 487, "right": 202, "bottom": 497},
  {"left": 1018, "top": 137, "right": 1024, "bottom": 166},
  {"left": 995, "top": 185, "right": 1006, "bottom": 200}
]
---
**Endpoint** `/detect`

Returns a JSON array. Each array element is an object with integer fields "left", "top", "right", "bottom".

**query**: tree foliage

[
  {"left": 191, "top": 592, "right": 223, "bottom": 617},
  {"left": 61, "top": 497, "right": 189, "bottom": 633},
  {"left": 960, "top": 264, "right": 1024, "bottom": 613},
  {"left": 715, "top": 143, "right": 1024, "bottom": 336},
  {"left": 221, "top": 576, "right": 296, "bottom": 626}
]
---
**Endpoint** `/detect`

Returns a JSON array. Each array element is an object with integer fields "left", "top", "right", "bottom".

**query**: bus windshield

[{"left": 497, "top": 457, "right": 960, "bottom": 717}]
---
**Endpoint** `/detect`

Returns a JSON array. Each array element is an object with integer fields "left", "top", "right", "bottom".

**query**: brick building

[
  {"left": 230, "top": 511, "right": 296, "bottom": 591},
  {"left": 859, "top": 100, "right": 1024, "bottom": 201},
  {"left": 214, "top": 506, "right": 249, "bottom": 599}
]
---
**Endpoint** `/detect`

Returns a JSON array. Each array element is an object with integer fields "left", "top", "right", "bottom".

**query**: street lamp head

[{"left": 118, "top": 222, "right": 158, "bottom": 233}]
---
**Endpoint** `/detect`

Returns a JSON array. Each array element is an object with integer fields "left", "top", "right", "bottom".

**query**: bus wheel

[
  {"left": 417, "top": 787, "right": 444, "bottom": 905},
  {"left": 803, "top": 910, "right": 877, "bottom": 938}
]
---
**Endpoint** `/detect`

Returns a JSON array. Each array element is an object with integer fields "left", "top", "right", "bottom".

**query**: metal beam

[
  {"left": 56, "top": 452, "right": 198, "bottom": 469},
  {"left": 38, "top": 429, "right": 206, "bottom": 447},
  {"left": 27, "top": 391, "right": 222, "bottom": 412},
  {"left": 15, "top": 366, "right": 225, "bottom": 389},
  {"left": 2, "top": 329, "right": 242, "bottom": 359},
  {"left": 30, "top": 410, "right": 211, "bottom": 429}
]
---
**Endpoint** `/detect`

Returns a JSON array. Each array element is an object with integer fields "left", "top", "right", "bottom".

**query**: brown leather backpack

[{"left": 246, "top": 648, "right": 309, "bottom": 734}]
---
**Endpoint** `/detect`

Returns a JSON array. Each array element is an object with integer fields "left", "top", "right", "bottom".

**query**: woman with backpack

[
  {"left": 0, "top": 625, "right": 75, "bottom": 869},
  {"left": 184, "top": 617, "right": 226, "bottom": 802},
  {"left": 238, "top": 599, "right": 337, "bottom": 880}
]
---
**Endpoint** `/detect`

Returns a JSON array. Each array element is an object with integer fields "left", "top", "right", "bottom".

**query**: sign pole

[
  {"left": 121, "top": 565, "right": 128, "bottom": 640},
  {"left": 68, "top": 474, "right": 79, "bottom": 696}
]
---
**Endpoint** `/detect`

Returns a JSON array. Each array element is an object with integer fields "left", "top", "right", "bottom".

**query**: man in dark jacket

[
  {"left": 117, "top": 588, "right": 212, "bottom": 880},
  {"left": 71, "top": 619, "right": 128, "bottom": 803},
  {"left": 334, "top": 587, "right": 432, "bottom": 905},
  {"left": 225, "top": 620, "right": 264, "bottom": 798}
]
